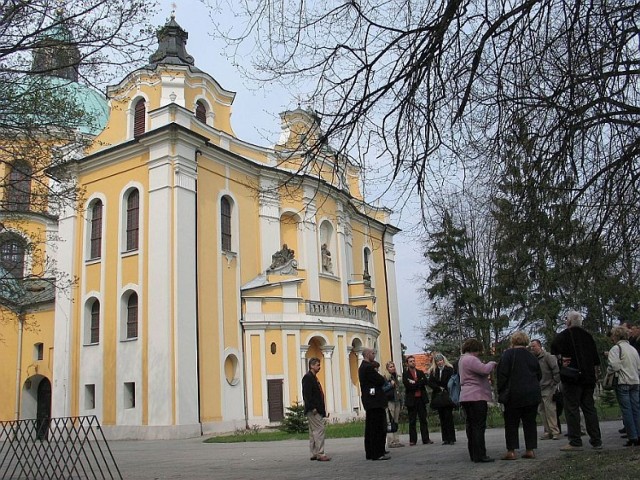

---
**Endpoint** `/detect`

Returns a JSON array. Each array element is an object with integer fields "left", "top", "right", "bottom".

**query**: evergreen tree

[{"left": 279, "top": 401, "right": 309, "bottom": 433}]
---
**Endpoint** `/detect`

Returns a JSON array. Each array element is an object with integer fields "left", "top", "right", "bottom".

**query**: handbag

[
  {"left": 603, "top": 345, "right": 622, "bottom": 391},
  {"left": 386, "top": 408, "right": 398, "bottom": 433},
  {"left": 559, "top": 329, "right": 582, "bottom": 382},
  {"left": 430, "top": 390, "right": 455, "bottom": 409},
  {"left": 552, "top": 385, "right": 563, "bottom": 403}
]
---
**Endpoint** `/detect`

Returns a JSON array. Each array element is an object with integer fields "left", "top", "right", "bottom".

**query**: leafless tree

[{"left": 207, "top": 0, "right": 640, "bottom": 228}]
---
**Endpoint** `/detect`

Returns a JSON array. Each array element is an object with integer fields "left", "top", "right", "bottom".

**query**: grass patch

[
  {"left": 204, "top": 399, "right": 623, "bottom": 443},
  {"left": 204, "top": 420, "right": 366, "bottom": 443},
  {"left": 527, "top": 448, "right": 640, "bottom": 480}
]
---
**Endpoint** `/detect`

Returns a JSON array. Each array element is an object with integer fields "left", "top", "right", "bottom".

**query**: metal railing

[{"left": 0, "top": 416, "right": 122, "bottom": 480}]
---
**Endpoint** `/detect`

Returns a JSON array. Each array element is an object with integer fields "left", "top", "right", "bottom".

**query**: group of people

[{"left": 301, "top": 310, "right": 640, "bottom": 463}]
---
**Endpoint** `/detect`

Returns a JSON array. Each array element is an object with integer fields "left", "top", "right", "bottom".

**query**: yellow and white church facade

[{"left": 0, "top": 15, "right": 402, "bottom": 439}]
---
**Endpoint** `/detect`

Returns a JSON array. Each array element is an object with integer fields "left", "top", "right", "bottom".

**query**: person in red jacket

[{"left": 403, "top": 355, "right": 433, "bottom": 446}]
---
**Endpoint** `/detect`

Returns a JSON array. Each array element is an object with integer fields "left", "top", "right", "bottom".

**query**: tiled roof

[{"left": 406, "top": 352, "right": 433, "bottom": 372}]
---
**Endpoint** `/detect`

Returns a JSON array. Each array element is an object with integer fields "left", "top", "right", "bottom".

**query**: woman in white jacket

[{"left": 607, "top": 326, "right": 640, "bottom": 447}]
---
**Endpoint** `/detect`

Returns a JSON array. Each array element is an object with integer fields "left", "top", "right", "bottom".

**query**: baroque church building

[{"left": 0, "top": 15, "right": 402, "bottom": 439}]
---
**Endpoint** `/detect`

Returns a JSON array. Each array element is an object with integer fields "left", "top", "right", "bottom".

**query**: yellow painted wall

[
  {"left": 287, "top": 334, "right": 299, "bottom": 404},
  {"left": 265, "top": 330, "right": 282, "bottom": 376},
  {"left": 250, "top": 334, "right": 262, "bottom": 416},
  {"left": 319, "top": 276, "right": 341, "bottom": 304},
  {"left": 0, "top": 308, "right": 55, "bottom": 421}
]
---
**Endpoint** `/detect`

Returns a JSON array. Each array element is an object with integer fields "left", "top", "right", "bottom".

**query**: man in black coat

[
  {"left": 358, "top": 348, "right": 390, "bottom": 460},
  {"left": 551, "top": 310, "right": 602, "bottom": 450},
  {"left": 302, "top": 357, "right": 331, "bottom": 461},
  {"left": 403, "top": 355, "right": 433, "bottom": 445}
]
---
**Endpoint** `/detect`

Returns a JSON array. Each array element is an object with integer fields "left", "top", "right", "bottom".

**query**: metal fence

[{"left": 0, "top": 416, "right": 122, "bottom": 480}]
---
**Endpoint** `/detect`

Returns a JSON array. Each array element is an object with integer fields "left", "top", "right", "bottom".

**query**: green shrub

[{"left": 279, "top": 401, "right": 309, "bottom": 433}]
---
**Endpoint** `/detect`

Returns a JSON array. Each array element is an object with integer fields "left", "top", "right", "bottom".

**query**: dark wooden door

[
  {"left": 36, "top": 378, "right": 51, "bottom": 440},
  {"left": 267, "top": 379, "right": 284, "bottom": 422}
]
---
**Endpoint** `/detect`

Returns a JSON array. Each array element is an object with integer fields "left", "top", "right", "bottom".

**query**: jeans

[
  {"left": 615, "top": 384, "right": 640, "bottom": 441},
  {"left": 562, "top": 382, "right": 601, "bottom": 447}
]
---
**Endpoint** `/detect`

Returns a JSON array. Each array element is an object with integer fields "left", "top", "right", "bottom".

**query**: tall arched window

[
  {"left": 221, "top": 196, "right": 232, "bottom": 251},
  {"left": 6, "top": 161, "right": 32, "bottom": 211},
  {"left": 89, "top": 200, "right": 103, "bottom": 260},
  {"left": 0, "top": 237, "right": 25, "bottom": 278},
  {"left": 195, "top": 100, "right": 207, "bottom": 124},
  {"left": 90, "top": 300, "right": 100, "bottom": 344},
  {"left": 126, "top": 189, "right": 139, "bottom": 251},
  {"left": 133, "top": 98, "right": 146, "bottom": 137},
  {"left": 126, "top": 292, "right": 138, "bottom": 339}
]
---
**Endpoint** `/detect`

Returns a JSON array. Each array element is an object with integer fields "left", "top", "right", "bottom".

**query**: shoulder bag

[{"left": 603, "top": 344, "right": 622, "bottom": 391}]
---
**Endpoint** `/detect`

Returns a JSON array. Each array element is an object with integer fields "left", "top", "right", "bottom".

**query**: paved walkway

[{"left": 111, "top": 420, "right": 624, "bottom": 479}]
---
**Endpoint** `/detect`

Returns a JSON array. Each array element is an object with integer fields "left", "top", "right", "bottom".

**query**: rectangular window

[
  {"left": 85, "top": 384, "right": 96, "bottom": 410},
  {"left": 124, "top": 382, "right": 135, "bottom": 409}
]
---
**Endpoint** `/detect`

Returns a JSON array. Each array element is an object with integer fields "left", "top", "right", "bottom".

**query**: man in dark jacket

[
  {"left": 302, "top": 357, "right": 330, "bottom": 461},
  {"left": 551, "top": 310, "right": 603, "bottom": 450},
  {"left": 358, "top": 348, "right": 389, "bottom": 460},
  {"left": 402, "top": 355, "right": 433, "bottom": 445}
]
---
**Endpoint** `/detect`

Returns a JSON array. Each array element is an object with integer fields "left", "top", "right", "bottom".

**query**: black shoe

[
  {"left": 623, "top": 440, "right": 637, "bottom": 447},
  {"left": 474, "top": 457, "right": 495, "bottom": 463},
  {"left": 619, "top": 427, "right": 626, "bottom": 434},
  {"left": 622, "top": 434, "right": 628, "bottom": 438}
]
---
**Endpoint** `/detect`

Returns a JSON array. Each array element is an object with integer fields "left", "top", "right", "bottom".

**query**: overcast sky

[{"left": 152, "top": 1, "right": 428, "bottom": 352}]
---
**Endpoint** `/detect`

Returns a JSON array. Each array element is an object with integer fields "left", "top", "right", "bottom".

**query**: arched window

[
  {"left": 126, "top": 189, "right": 139, "bottom": 251},
  {"left": 133, "top": 98, "right": 146, "bottom": 137},
  {"left": 89, "top": 200, "right": 103, "bottom": 260},
  {"left": 221, "top": 196, "right": 232, "bottom": 251},
  {"left": 90, "top": 300, "right": 100, "bottom": 344},
  {"left": 0, "top": 236, "right": 25, "bottom": 278},
  {"left": 126, "top": 292, "right": 138, "bottom": 339},
  {"left": 6, "top": 161, "right": 32, "bottom": 211},
  {"left": 195, "top": 100, "right": 207, "bottom": 124}
]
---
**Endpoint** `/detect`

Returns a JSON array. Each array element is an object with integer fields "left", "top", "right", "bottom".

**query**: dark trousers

[
  {"left": 503, "top": 404, "right": 538, "bottom": 450},
  {"left": 438, "top": 407, "right": 456, "bottom": 442},
  {"left": 461, "top": 400, "right": 488, "bottom": 462},
  {"left": 364, "top": 407, "right": 387, "bottom": 459},
  {"left": 407, "top": 396, "right": 430, "bottom": 444},
  {"left": 562, "top": 382, "right": 602, "bottom": 447}
]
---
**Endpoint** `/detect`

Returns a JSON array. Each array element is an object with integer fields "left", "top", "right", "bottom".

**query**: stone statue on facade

[
  {"left": 267, "top": 244, "right": 297, "bottom": 274},
  {"left": 321, "top": 243, "right": 333, "bottom": 274}
]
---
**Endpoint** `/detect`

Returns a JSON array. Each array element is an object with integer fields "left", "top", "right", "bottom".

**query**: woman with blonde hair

[
  {"left": 497, "top": 331, "right": 542, "bottom": 460},
  {"left": 428, "top": 353, "right": 457, "bottom": 444}
]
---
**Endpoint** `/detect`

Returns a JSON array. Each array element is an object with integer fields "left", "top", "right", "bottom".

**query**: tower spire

[{"left": 147, "top": 13, "right": 195, "bottom": 68}]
